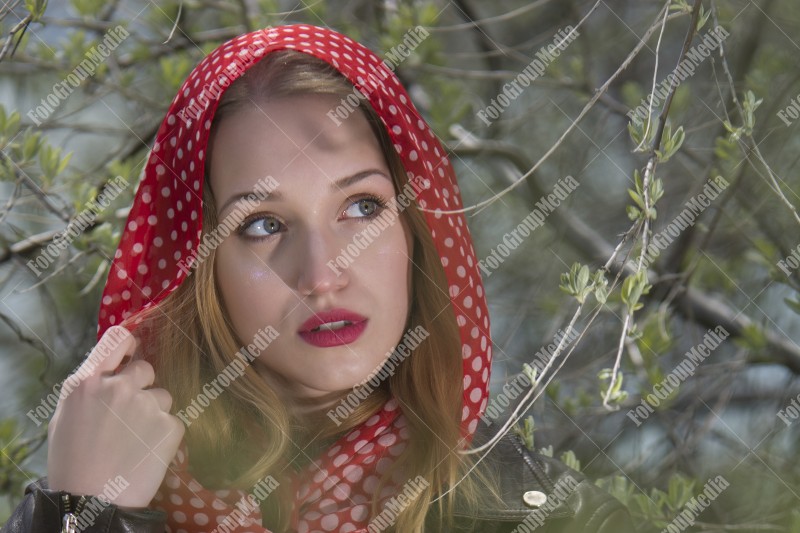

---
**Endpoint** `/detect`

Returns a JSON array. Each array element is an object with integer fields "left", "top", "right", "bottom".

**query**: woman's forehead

[{"left": 208, "top": 95, "right": 386, "bottom": 195}]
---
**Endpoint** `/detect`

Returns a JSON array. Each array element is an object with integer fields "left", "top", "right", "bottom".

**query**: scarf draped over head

[{"left": 98, "top": 24, "right": 492, "bottom": 533}]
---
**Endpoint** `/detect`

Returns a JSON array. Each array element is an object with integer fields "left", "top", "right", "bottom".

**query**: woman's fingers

[
  {"left": 57, "top": 327, "right": 139, "bottom": 405},
  {"left": 115, "top": 359, "right": 156, "bottom": 389},
  {"left": 47, "top": 340, "right": 183, "bottom": 507},
  {"left": 146, "top": 388, "right": 174, "bottom": 413},
  {"left": 84, "top": 326, "right": 139, "bottom": 377}
]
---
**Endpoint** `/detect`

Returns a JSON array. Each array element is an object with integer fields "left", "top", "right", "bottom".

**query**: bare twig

[
  {"left": 431, "top": 0, "right": 670, "bottom": 215},
  {"left": 603, "top": 0, "right": 704, "bottom": 410},
  {"left": 710, "top": 1, "right": 800, "bottom": 227},
  {"left": 448, "top": 140, "right": 800, "bottom": 372}
]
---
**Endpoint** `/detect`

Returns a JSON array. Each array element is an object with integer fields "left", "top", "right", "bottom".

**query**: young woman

[{"left": 3, "top": 25, "right": 634, "bottom": 533}]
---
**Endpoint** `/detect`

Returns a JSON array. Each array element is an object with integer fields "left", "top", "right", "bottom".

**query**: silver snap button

[{"left": 523, "top": 490, "right": 547, "bottom": 507}]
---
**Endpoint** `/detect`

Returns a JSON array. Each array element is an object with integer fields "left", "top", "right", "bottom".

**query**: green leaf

[
  {"left": 25, "top": 0, "right": 48, "bottom": 20},
  {"left": 6, "top": 110, "right": 21, "bottom": 138},
  {"left": 598, "top": 369, "right": 628, "bottom": 405},
  {"left": 669, "top": 0, "right": 692, "bottom": 13},
  {"left": 785, "top": 298, "right": 800, "bottom": 315},
  {"left": 742, "top": 90, "right": 763, "bottom": 133},
  {"left": 657, "top": 125, "right": 684, "bottom": 163},
  {"left": 56, "top": 151, "right": 72, "bottom": 176},
  {"left": 669, "top": 126, "right": 685, "bottom": 157},
  {"left": 0, "top": 106, "right": 22, "bottom": 146},
  {"left": 649, "top": 177, "right": 664, "bottom": 205},
  {"left": 561, "top": 264, "right": 610, "bottom": 306},
  {"left": 593, "top": 271, "right": 609, "bottom": 305},
  {"left": 522, "top": 363, "right": 537, "bottom": 384},
  {"left": 22, "top": 131, "right": 42, "bottom": 161},
  {"left": 513, "top": 415, "right": 536, "bottom": 451},
  {"left": 560, "top": 450, "right": 581, "bottom": 472},
  {"left": 577, "top": 264, "right": 590, "bottom": 290},
  {"left": 628, "top": 120, "right": 644, "bottom": 147},
  {"left": 722, "top": 120, "right": 738, "bottom": 134},
  {"left": 38, "top": 144, "right": 54, "bottom": 185},
  {"left": 621, "top": 270, "right": 650, "bottom": 313},
  {"left": 696, "top": 6, "right": 711, "bottom": 31},
  {"left": 628, "top": 188, "right": 645, "bottom": 210},
  {"left": 559, "top": 263, "right": 581, "bottom": 301},
  {"left": 666, "top": 474, "right": 696, "bottom": 510}
]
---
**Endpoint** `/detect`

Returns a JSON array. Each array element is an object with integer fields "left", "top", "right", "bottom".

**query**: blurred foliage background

[{"left": 1, "top": 0, "right": 799, "bottom": 530}]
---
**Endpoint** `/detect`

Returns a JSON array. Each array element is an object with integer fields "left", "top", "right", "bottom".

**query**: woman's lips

[{"left": 298, "top": 308, "right": 368, "bottom": 348}]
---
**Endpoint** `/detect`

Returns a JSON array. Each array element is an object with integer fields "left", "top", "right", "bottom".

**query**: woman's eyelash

[
  {"left": 235, "top": 193, "right": 392, "bottom": 239},
  {"left": 352, "top": 194, "right": 389, "bottom": 208},
  {"left": 236, "top": 213, "right": 283, "bottom": 238},
  {"left": 342, "top": 194, "right": 389, "bottom": 223}
]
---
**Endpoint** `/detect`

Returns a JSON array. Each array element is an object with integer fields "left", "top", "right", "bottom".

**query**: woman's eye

[
  {"left": 343, "top": 196, "right": 385, "bottom": 219},
  {"left": 239, "top": 216, "right": 284, "bottom": 238}
]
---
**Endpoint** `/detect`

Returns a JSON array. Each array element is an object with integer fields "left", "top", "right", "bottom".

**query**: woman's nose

[{"left": 295, "top": 229, "right": 350, "bottom": 296}]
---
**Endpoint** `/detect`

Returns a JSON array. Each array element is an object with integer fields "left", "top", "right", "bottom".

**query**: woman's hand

[{"left": 47, "top": 325, "right": 185, "bottom": 508}]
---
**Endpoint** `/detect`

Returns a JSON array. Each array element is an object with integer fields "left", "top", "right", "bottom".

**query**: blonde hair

[{"left": 130, "top": 50, "right": 489, "bottom": 532}]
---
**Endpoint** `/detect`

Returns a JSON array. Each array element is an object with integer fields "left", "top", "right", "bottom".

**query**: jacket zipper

[
  {"left": 61, "top": 493, "right": 87, "bottom": 533},
  {"left": 510, "top": 435, "right": 557, "bottom": 495}
]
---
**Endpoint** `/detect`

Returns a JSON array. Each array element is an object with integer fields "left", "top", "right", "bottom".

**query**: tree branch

[{"left": 450, "top": 140, "right": 800, "bottom": 373}]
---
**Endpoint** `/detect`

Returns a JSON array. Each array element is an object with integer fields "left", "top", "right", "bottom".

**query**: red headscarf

[{"left": 98, "top": 24, "right": 491, "bottom": 532}]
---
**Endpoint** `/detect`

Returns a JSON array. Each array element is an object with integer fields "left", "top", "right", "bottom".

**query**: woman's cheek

[
  {"left": 369, "top": 236, "right": 411, "bottom": 269},
  {"left": 218, "top": 241, "right": 274, "bottom": 284}
]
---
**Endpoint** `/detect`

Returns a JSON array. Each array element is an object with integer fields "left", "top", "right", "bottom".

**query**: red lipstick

[{"left": 298, "top": 308, "right": 368, "bottom": 348}]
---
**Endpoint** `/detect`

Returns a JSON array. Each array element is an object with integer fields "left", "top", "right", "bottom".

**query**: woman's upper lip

[{"left": 298, "top": 308, "right": 368, "bottom": 333}]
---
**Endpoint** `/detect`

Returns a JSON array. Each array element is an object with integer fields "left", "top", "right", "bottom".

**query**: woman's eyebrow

[
  {"left": 329, "top": 169, "right": 391, "bottom": 191},
  {"left": 219, "top": 169, "right": 391, "bottom": 214},
  {"left": 218, "top": 187, "right": 283, "bottom": 214}
]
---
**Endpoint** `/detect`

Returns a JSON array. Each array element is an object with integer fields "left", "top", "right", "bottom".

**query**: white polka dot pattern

[{"left": 98, "top": 24, "right": 492, "bottom": 532}]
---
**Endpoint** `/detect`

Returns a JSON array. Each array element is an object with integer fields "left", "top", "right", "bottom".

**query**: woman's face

[{"left": 209, "top": 94, "right": 412, "bottom": 406}]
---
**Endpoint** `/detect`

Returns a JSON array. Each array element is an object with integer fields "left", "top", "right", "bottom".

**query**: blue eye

[
  {"left": 238, "top": 215, "right": 284, "bottom": 239},
  {"left": 343, "top": 196, "right": 387, "bottom": 219}
]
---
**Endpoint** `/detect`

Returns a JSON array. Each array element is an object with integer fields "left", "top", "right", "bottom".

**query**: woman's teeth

[{"left": 313, "top": 320, "right": 352, "bottom": 332}]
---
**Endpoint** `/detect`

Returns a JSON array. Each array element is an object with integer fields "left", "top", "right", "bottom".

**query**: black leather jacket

[
  {"left": 2, "top": 427, "right": 636, "bottom": 532},
  {"left": 428, "top": 424, "right": 638, "bottom": 532}
]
